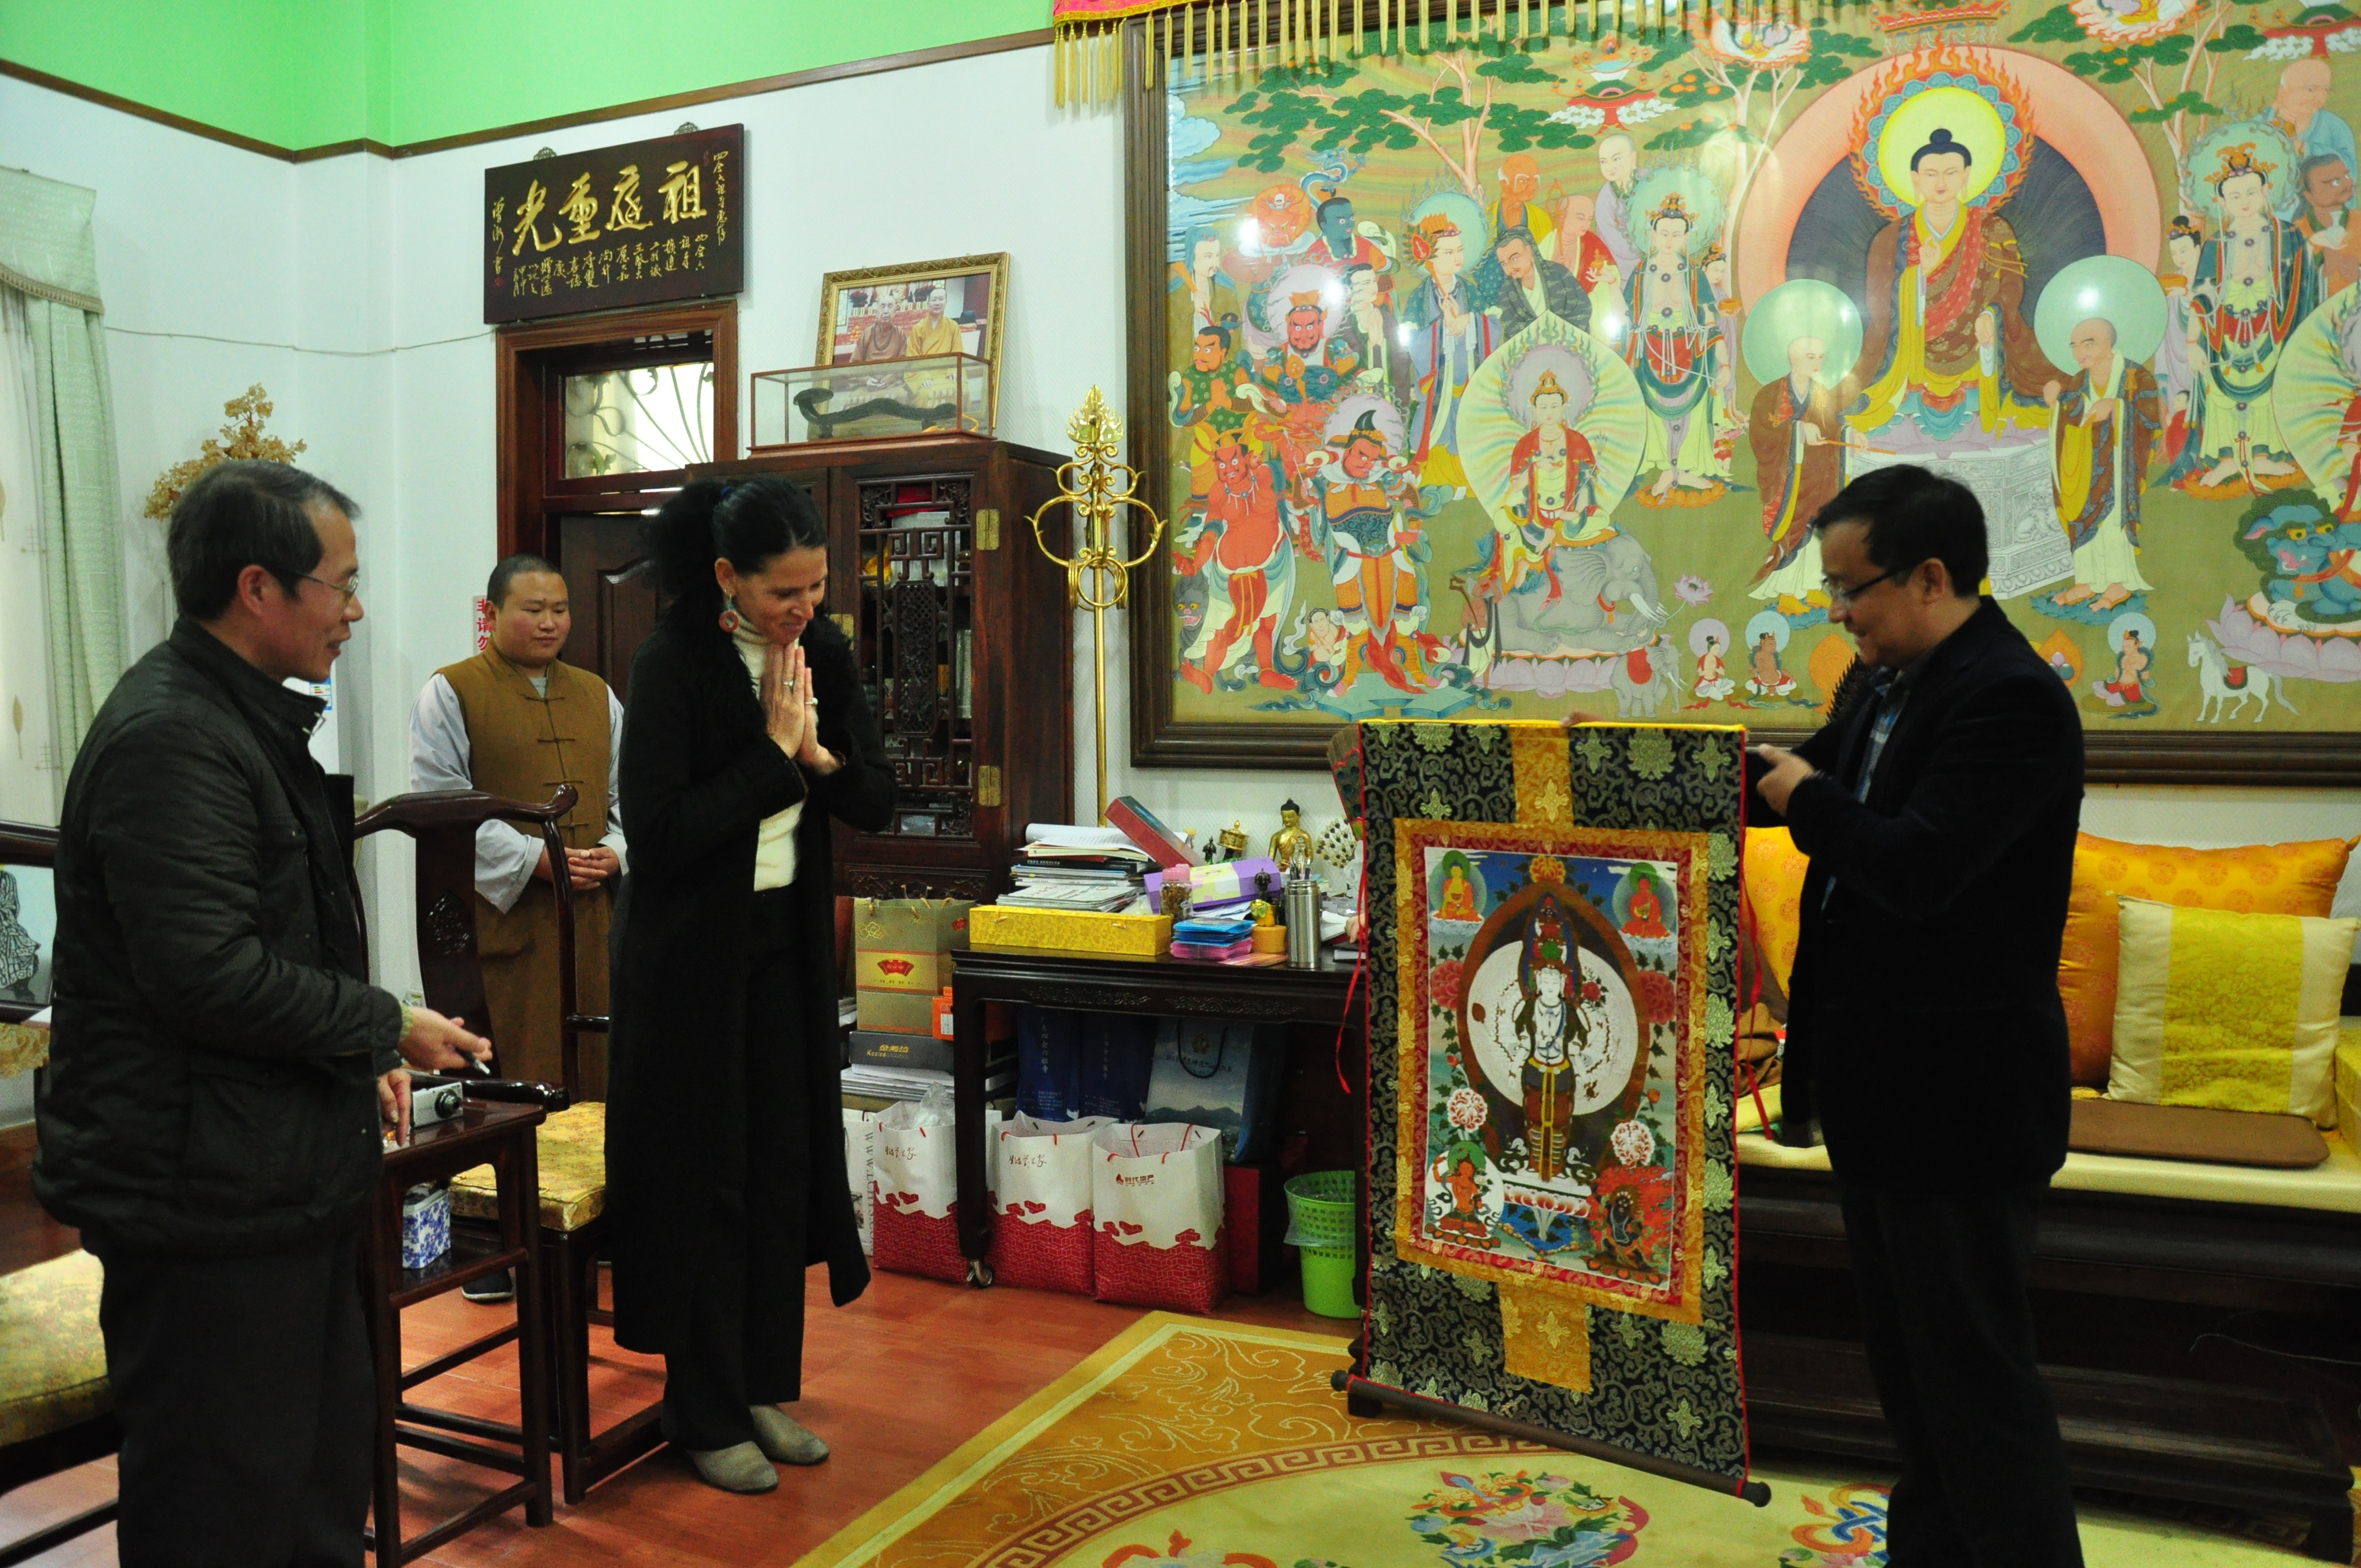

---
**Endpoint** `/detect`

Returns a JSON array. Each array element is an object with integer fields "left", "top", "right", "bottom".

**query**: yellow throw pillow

[
  {"left": 1742, "top": 826, "right": 1809, "bottom": 996},
  {"left": 2107, "top": 897, "right": 2357, "bottom": 1126},
  {"left": 2059, "top": 832, "right": 2353, "bottom": 1088}
]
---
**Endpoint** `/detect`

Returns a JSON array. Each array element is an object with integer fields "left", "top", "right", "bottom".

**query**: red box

[{"left": 1222, "top": 1164, "right": 1290, "bottom": 1295}]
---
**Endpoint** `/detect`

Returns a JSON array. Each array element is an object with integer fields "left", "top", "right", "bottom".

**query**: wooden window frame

[{"left": 495, "top": 300, "right": 739, "bottom": 561}]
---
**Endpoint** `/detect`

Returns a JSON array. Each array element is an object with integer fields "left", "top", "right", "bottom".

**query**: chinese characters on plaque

[{"left": 482, "top": 125, "right": 743, "bottom": 323}]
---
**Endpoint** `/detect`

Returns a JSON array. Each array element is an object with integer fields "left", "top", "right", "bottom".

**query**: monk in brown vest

[{"left": 409, "top": 554, "right": 624, "bottom": 1099}]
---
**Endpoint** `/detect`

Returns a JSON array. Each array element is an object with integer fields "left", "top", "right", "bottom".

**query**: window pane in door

[{"left": 562, "top": 362, "right": 714, "bottom": 478}]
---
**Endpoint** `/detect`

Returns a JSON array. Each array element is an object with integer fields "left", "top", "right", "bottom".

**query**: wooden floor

[{"left": 0, "top": 1135, "right": 1336, "bottom": 1566}]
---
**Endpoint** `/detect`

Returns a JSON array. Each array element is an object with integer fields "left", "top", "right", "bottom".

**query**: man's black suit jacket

[{"left": 1748, "top": 597, "right": 2083, "bottom": 1191}]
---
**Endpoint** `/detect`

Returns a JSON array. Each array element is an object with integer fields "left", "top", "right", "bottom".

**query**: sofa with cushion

[{"left": 1736, "top": 829, "right": 2361, "bottom": 1561}]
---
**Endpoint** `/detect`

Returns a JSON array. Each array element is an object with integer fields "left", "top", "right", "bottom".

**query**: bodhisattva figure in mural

[
  {"left": 1852, "top": 128, "right": 2056, "bottom": 443},
  {"left": 1304, "top": 409, "right": 1438, "bottom": 693},
  {"left": 1514, "top": 899, "right": 1585, "bottom": 1184},
  {"left": 1476, "top": 371, "right": 1611, "bottom": 609},
  {"left": 1623, "top": 193, "right": 1724, "bottom": 498},
  {"left": 1402, "top": 215, "right": 1494, "bottom": 496},
  {"left": 2188, "top": 145, "right": 2317, "bottom": 492},
  {"left": 2045, "top": 318, "right": 2162, "bottom": 611},
  {"left": 1750, "top": 335, "right": 1857, "bottom": 612},
  {"left": 1176, "top": 432, "right": 1296, "bottom": 693}
]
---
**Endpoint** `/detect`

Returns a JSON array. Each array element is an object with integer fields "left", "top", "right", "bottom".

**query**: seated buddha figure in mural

[
  {"left": 1493, "top": 371, "right": 1608, "bottom": 600},
  {"left": 1851, "top": 128, "right": 2057, "bottom": 445}
]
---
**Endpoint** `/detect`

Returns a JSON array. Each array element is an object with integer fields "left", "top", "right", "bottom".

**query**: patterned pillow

[
  {"left": 2107, "top": 897, "right": 2358, "bottom": 1126},
  {"left": 2060, "top": 832, "right": 2353, "bottom": 1087},
  {"left": 1741, "top": 826, "right": 1808, "bottom": 995}
]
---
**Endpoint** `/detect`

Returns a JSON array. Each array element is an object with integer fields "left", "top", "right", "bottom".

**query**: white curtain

[{"left": 0, "top": 296, "right": 57, "bottom": 824}]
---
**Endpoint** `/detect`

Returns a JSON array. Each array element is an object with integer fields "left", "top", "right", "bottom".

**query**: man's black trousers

[
  {"left": 1837, "top": 1181, "right": 2084, "bottom": 1567},
  {"left": 86, "top": 1227, "right": 373, "bottom": 1568}
]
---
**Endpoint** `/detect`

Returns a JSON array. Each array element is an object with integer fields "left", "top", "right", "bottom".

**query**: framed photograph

[
  {"left": 815, "top": 253, "right": 1010, "bottom": 421},
  {"left": 1122, "top": 13, "right": 2361, "bottom": 783},
  {"left": 0, "top": 862, "right": 54, "bottom": 1021}
]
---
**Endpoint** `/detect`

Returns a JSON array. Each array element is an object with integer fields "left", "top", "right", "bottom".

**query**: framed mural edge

[
  {"left": 1119, "top": 4, "right": 2361, "bottom": 785},
  {"left": 814, "top": 252, "right": 1011, "bottom": 425}
]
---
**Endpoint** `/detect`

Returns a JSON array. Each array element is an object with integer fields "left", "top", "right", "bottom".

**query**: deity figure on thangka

[
  {"left": 1401, "top": 200, "right": 1498, "bottom": 498},
  {"left": 1173, "top": 430, "right": 1299, "bottom": 694},
  {"left": 1402, "top": 827, "right": 1702, "bottom": 1309},
  {"left": 2239, "top": 291, "right": 2361, "bottom": 638}
]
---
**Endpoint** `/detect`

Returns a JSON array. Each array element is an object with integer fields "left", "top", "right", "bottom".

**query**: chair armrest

[
  {"left": 565, "top": 1014, "right": 611, "bottom": 1036},
  {"left": 466, "top": 1079, "right": 572, "bottom": 1112}
]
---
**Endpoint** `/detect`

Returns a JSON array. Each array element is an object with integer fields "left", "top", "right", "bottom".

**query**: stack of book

[
  {"left": 998, "top": 823, "right": 1154, "bottom": 913},
  {"left": 1170, "top": 913, "right": 1259, "bottom": 962},
  {"left": 842, "top": 1027, "right": 1016, "bottom": 1112}
]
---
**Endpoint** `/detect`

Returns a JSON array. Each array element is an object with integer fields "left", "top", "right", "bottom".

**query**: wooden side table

[
  {"left": 945, "top": 938, "right": 1366, "bottom": 1287},
  {"left": 362, "top": 1099, "right": 551, "bottom": 1564}
]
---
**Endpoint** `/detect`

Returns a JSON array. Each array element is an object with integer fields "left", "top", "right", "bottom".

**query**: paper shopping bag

[
  {"left": 987, "top": 1114, "right": 1113, "bottom": 1294},
  {"left": 873, "top": 1098, "right": 971, "bottom": 1282},
  {"left": 1090, "top": 1122, "right": 1227, "bottom": 1314}
]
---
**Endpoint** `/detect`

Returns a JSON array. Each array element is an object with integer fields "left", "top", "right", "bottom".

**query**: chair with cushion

[
  {"left": 394, "top": 793, "right": 659, "bottom": 1504},
  {"left": 0, "top": 820, "right": 118, "bottom": 1567}
]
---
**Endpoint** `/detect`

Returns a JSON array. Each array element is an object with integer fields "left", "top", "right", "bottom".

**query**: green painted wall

[{"left": 1, "top": 0, "right": 1047, "bottom": 151}]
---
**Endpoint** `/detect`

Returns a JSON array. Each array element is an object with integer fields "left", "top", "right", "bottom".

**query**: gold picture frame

[{"left": 814, "top": 252, "right": 1010, "bottom": 424}]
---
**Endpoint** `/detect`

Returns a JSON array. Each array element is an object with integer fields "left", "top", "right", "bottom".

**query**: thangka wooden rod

[{"left": 1025, "top": 388, "right": 1166, "bottom": 826}]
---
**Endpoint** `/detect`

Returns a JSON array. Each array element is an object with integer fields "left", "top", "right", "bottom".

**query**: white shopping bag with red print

[
  {"left": 1089, "top": 1122, "right": 1227, "bottom": 1313},
  {"left": 987, "top": 1115, "right": 1112, "bottom": 1294},
  {"left": 872, "top": 1093, "right": 982, "bottom": 1282}
]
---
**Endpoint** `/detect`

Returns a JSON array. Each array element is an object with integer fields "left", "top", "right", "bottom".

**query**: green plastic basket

[{"left": 1283, "top": 1170, "right": 1359, "bottom": 1319}]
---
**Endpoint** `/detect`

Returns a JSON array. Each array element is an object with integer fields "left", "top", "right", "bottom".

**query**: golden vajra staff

[{"left": 1027, "top": 386, "right": 1165, "bottom": 826}]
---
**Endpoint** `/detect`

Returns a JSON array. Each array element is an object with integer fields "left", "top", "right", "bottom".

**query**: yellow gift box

[{"left": 969, "top": 906, "right": 1173, "bottom": 957}]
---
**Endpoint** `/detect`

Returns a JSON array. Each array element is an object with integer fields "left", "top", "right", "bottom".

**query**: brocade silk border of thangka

[{"left": 1354, "top": 718, "right": 1749, "bottom": 1483}]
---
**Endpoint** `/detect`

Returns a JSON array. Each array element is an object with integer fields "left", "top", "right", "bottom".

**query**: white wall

[{"left": 5, "top": 45, "right": 2361, "bottom": 1043}]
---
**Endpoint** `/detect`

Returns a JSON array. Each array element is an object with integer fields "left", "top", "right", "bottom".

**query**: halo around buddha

[
  {"left": 1742, "top": 279, "right": 1865, "bottom": 386},
  {"left": 1744, "top": 609, "right": 1793, "bottom": 651},
  {"left": 1860, "top": 76, "right": 2021, "bottom": 216},
  {"left": 2181, "top": 119, "right": 2303, "bottom": 219},
  {"left": 1628, "top": 165, "right": 1726, "bottom": 259},
  {"left": 2033, "top": 255, "right": 2168, "bottom": 369},
  {"left": 2104, "top": 611, "right": 2157, "bottom": 651},
  {"left": 1689, "top": 617, "right": 1732, "bottom": 656},
  {"left": 1406, "top": 190, "right": 1489, "bottom": 260}
]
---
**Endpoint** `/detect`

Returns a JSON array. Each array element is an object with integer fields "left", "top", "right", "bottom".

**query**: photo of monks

[
  {"left": 1158, "top": 8, "right": 2361, "bottom": 736},
  {"left": 823, "top": 263, "right": 999, "bottom": 366}
]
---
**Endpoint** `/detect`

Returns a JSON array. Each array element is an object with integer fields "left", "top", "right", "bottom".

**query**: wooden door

[{"left": 554, "top": 514, "right": 661, "bottom": 700}]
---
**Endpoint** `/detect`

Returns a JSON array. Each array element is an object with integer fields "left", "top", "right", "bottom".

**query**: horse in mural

[{"left": 2188, "top": 629, "right": 2298, "bottom": 723}]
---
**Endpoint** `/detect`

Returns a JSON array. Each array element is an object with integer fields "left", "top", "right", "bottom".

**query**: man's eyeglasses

[
  {"left": 295, "top": 571, "right": 361, "bottom": 605},
  {"left": 1820, "top": 566, "right": 1906, "bottom": 608}
]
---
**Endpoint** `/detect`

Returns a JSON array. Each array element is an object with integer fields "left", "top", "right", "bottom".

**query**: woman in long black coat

[{"left": 607, "top": 476, "right": 894, "bottom": 1494}]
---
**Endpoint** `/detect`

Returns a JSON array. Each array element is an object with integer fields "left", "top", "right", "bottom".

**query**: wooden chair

[
  {"left": 384, "top": 790, "right": 662, "bottom": 1504},
  {"left": 0, "top": 820, "right": 119, "bottom": 1567},
  {"left": 354, "top": 790, "right": 577, "bottom": 1557}
]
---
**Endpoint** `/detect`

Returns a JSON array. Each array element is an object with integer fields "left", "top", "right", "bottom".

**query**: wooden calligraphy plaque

[{"left": 483, "top": 126, "right": 743, "bottom": 324}]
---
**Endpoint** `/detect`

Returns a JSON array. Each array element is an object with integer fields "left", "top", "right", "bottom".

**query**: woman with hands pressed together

[{"left": 605, "top": 477, "right": 895, "bottom": 1495}]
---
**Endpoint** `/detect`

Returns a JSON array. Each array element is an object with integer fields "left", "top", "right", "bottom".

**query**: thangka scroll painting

[
  {"left": 1120, "top": 0, "right": 2361, "bottom": 780},
  {"left": 1351, "top": 717, "right": 1749, "bottom": 1484}
]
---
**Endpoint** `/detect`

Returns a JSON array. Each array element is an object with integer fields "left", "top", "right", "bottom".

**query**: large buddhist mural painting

[{"left": 1160, "top": 3, "right": 2361, "bottom": 736}]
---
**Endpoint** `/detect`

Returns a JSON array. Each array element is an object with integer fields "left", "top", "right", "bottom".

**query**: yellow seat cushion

[
  {"left": 2060, "top": 833, "right": 2353, "bottom": 1088},
  {"left": 2336, "top": 1023, "right": 2361, "bottom": 1139},
  {"left": 1742, "top": 826, "right": 1809, "bottom": 995},
  {"left": 2108, "top": 898, "right": 2357, "bottom": 1125},
  {"left": 450, "top": 1101, "right": 607, "bottom": 1233},
  {"left": 0, "top": 1250, "right": 110, "bottom": 1447}
]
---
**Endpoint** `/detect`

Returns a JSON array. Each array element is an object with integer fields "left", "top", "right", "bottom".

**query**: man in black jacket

[
  {"left": 35, "top": 460, "right": 488, "bottom": 1567},
  {"left": 1748, "top": 465, "right": 2085, "bottom": 1567}
]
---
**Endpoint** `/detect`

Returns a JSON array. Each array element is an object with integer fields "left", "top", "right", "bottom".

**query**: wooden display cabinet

[{"left": 692, "top": 434, "right": 1073, "bottom": 902}]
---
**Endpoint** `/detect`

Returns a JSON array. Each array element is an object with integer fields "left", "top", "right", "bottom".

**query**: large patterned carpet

[{"left": 801, "top": 1315, "right": 2328, "bottom": 1568}]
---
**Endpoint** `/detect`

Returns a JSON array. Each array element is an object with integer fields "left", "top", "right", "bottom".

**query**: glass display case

[{"left": 749, "top": 353, "right": 992, "bottom": 449}]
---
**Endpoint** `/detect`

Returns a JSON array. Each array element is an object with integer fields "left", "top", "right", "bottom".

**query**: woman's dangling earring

[{"left": 719, "top": 595, "right": 742, "bottom": 634}]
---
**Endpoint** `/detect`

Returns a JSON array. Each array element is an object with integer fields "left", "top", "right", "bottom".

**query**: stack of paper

[{"left": 840, "top": 1061, "right": 1014, "bottom": 1101}]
